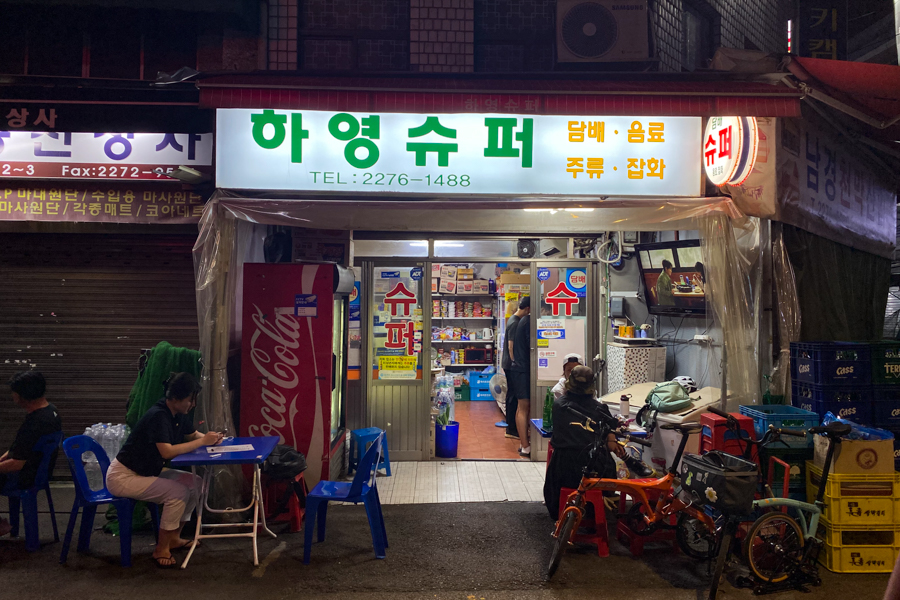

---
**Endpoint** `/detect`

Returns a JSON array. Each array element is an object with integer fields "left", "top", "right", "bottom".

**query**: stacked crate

[
  {"left": 807, "top": 462, "right": 900, "bottom": 573},
  {"left": 790, "top": 342, "right": 874, "bottom": 425},
  {"left": 739, "top": 405, "right": 818, "bottom": 500},
  {"left": 870, "top": 342, "right": 900, "bottom": 471}
]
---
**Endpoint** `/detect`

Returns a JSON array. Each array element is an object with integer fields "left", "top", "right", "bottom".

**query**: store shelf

[
  {"left": 442, "top": 363, "right": 493, "bottom": 367},
  {"left": 431, "top": 340, "right": 494, "bottom": 344},
  {"left": 432, "top": 317, "right": 493, "bottom": 320}
]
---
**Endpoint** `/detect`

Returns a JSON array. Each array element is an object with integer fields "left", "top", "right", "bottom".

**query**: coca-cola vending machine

[{"left": 240, "top": 263, "right": 353, "bottom": 487}]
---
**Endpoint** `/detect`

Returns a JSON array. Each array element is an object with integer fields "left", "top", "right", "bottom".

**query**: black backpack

[{"left": 262, "top": 444, "right": 308, "bottom": 480}]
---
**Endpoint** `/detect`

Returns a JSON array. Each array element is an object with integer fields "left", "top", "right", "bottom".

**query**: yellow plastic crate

[
  {"left": 806, "top": 462, "right": 900, "bottom": 526},
  {"left": 817, "top": 518, "right": 900, "bottom": 573},
  {"left": 820, "top": 544, "right": 898, "bottom": 573}
]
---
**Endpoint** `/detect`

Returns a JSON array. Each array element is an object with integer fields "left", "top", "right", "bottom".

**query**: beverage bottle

[
  {"left": 543, "top": 387, "right": 554, "bottom": 432},
  {"left": 619, "top": 394, "right": 630, "bottom": 419}
]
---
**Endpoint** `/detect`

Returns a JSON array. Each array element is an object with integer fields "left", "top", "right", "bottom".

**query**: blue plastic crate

[
  {"left": 873, "top": 387, "right": 900, "bottom": 427},
  {"left": 790, "top": 341, "right": 871, "bottom": 386},
  {"left": 471, "top": 389, "right": 493, "bottom": 401},
  {"left": 468, "top": 372, "right": 493, "bottom": 388},
  {"left": 740, "top": 404, "right": 819, "bottom": 448},
  {"left": 791, "top": 383, "right": 873, "bottom": 425}
]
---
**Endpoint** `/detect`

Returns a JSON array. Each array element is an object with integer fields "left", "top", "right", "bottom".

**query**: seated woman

[
  {"left": 107, "top": 372, "right": 223, "bottom": 568},
  {"left": 543, "top": 365, "right": 624, "bottom": 519}
]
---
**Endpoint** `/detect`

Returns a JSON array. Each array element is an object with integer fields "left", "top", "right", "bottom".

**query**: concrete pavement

[{"left": 0, "top": 487, "right": 890, "bottom": 600}]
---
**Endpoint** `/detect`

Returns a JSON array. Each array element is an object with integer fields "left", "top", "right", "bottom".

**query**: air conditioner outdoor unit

[{"left": 556, "top": 0, "right": 649, "bottom": 63}]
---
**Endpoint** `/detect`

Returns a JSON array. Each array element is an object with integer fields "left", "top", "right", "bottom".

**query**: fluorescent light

[
  {"left": 564, "top": 208, "right": 595, "bottom": 212},
  {"left": 408, "top": 241, "right": 464, "bottom": 247},
  {"left": 523, "top": 207, "right": 595, "bottom": 213}
]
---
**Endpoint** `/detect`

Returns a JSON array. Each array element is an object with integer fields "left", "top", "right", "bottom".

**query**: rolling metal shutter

[{"left": 0, "top": 233, "right": 200, "bottom": 478}]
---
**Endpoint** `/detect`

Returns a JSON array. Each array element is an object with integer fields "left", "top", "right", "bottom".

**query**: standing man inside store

[
  {"left": 0, "top": 371, "right": 63, "bottom": 537},
  {"left": 509, "top": 297, "right": 533, "bottom": 456},
  {"left": 502, "top": 296, "right": 530, "bottom": 440}
]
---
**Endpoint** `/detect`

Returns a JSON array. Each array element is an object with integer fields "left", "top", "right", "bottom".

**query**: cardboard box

[
  {"left": 814, "top": 434, "right": 895, "bottom": 475},
  {"left": 500, "top": 273, "right": 531, "bottom": 285},
  {"left": 440, "top": 265, "right": 458, "bottom": 280},
  {"left": 457, "top": 281, "right": 474, "bottom": 294},
  {"left": 457, "top": 268, "right": 474, "bottom": 281},
  {"left": 439, "top": 278, "right": 457, "bottom": 294},
  {"left": 431, "top": 279, "right": 439, "bottom": 294},
  {"left": 473, "top": 279, "right": 490, "bottom": 294},
  {"left": 432, "top": 264, "right": 442, "bottom": 277}
]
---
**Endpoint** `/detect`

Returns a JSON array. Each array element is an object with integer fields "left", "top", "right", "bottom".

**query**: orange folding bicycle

[{"left": 547, "top": 410, "right": 718, "bottom": 578}]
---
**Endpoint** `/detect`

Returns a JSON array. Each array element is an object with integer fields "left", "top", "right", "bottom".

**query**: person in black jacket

[{"left": 543, "top": 365, "right": 623, "bottom": 519}]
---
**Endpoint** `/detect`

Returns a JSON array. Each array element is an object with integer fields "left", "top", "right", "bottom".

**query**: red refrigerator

[{"left": 240, "top": 263, "right": 350, "bottom": 487}]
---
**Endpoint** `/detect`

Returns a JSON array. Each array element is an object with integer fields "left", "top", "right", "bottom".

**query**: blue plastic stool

[
  {"left": 59, "top": 436, "right": 160, "bottom": 567},
  {"left": 304, "top": 432, "right": 387, "bottom": 564},
  {"left": 2, "top": 431, "right": 63, "bottom": 552},
  {"left": 349, "top": 427, "right": 391, "bottom": 476}
]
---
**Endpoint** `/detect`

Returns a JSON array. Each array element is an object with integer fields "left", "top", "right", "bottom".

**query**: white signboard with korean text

[
  {"left": 0, "top": 132, "right": 213, "bottom": 181},
  {"left": 216, "top": 109, "right": 701, "bottom": 197}
]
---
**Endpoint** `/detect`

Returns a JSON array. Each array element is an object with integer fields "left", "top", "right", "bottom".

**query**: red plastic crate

[{"left": 700, "top": 412, "right": 759, "bottom": 464}]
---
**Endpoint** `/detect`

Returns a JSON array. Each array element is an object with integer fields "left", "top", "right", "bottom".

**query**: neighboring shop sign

[
  {"left": 776, "top": 111, "right": 896, "bottom": 257},
  {"left": 0, "top": 183, "right": 204, "bottom": 223},
  {"left": 216, "top": 109, "right": 702, "bottom": 196},
  {"left": 2, "top": 104, "right": 214, "bottom": 133},
  {"left": 0, "top": 132, "right": 213, "bottom": 181},
  {"left": 797, "top": 0, "right": 847, "bottom": 61},
  {"left": 703, "top": 117, "right": 759, "bottom": 187}
]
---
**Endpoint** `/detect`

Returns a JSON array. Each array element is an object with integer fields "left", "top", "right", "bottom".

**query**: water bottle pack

[{"left": 81, "top": 422, "right": 130, "bottom": 491}]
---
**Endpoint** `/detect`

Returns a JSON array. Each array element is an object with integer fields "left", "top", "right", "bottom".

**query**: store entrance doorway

[{"left": 360, "top": 246, "right": 600, "bottom": 463}]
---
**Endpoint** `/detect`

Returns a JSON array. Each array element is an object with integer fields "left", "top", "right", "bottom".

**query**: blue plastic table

[
  {"left": 530, "top": 418, "right": 552, "bottom": 439},
  {"left": 170, "top": 436, "right": 280, "bottom": 568}
]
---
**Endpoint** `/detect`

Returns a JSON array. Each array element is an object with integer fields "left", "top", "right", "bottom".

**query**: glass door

[
  {"left": 366, "top": 262, "right": 429, "bottom": 461},
  {"left": 530, "top": 263, "right": 597, "bottom": 459}
]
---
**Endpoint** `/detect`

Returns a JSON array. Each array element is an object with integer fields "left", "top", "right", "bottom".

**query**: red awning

[
  {"left": 198, "top": 75, "right": 800, "bottom": 118},
  {"left": 786, "top": 57, "right": 900, "bottom": 130}
]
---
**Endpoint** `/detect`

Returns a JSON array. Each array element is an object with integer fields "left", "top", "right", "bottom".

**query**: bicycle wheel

[
  {"left": 708, "top": 529, "right": 733, "bottom": 600},
  {"left": 625, "top": 502, "right": 653, "bottom": 535},
  {"left": 676, "top": 512, "right": 717, "bottom": 560},
  {"left": 744, "top": 511, "right": 805, "bottom": 584},
  {"left": 547, "top": 508, "right": 579, "bottom": 579}
]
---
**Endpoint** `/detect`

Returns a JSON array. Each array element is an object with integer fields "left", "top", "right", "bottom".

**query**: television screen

[{"left": 635, "top": 240, "right": 707, "bottom": 317}]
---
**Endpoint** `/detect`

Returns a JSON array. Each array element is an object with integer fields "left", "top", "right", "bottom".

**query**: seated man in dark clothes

[
  {"left": 0, "top": 371, "right": 63, "bottom": 537},
  {"left": 543, "top": 365, "right": 623, "bottom": 519}
]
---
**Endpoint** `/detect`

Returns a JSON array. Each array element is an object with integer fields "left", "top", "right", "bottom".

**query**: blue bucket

[{"left": 435, "top": 421, "right": 460, "bottom": 458}]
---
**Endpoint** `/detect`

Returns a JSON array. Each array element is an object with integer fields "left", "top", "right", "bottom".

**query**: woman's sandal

[
  {"left": 172, "top": 539, "right": 200, "bottom": 552},
  {"left": 152, "top": 554, "right": 178, "bottom": 569}
]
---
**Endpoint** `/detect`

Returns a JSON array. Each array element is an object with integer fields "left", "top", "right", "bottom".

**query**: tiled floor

[
  {"left": 454, "top": 400, "right": 523, "bottom": 459},
  {"left": 375, "top": 460, "right": 546, "bottom": 504}
]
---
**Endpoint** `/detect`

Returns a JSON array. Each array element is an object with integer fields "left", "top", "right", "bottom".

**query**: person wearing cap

[
  {"left": 543, "top": 365, "right": 624, "bottom": 519},
  {"left": 502, "top": 296, "right": 530, "bottom": 439},
  {"left": 551, "top": 353, "right": 583, "bottom": 402}
]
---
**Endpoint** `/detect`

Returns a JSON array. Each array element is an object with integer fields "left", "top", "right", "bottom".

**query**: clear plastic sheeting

[
  {"left": 771, "top": 223, "right": 801, "bottom": 401},
  {"left": 206, "top": 188, "right": 745, "bottom": 233},
  {"left": 192, "top": 190, "right": 756, "bottom": 505},
  {"left": 700, "top": 215, "right": 763, "bottom": 409},
  {"left": 193, "top": 203, "right": 268, "bottom": 510}
]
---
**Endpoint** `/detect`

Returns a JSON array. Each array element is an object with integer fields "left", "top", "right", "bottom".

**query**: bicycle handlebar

[
  {"left": 777, "top": 427, "right": 807, "bottom": 438},
  {"left": 621, "top": 434, "right": 653, "bottom": 448},
  {"left": 707, "top": 405, "right": 731, "bottom": 419}
]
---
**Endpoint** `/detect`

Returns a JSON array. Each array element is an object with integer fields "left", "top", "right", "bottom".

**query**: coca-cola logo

[
  {"left": 836, "top": 366, "right": 854, "bottom": 376},
  {"left": 247, "top": 304, "right": 303, "bottom": 443}
]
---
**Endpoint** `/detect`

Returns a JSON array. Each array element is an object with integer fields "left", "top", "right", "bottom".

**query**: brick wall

[
  {"left": 653, "top": 0, "right": 788, "bottom": 72},
  {"left": 291, "top": 0, "right": 789, "bottom": 73}
]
